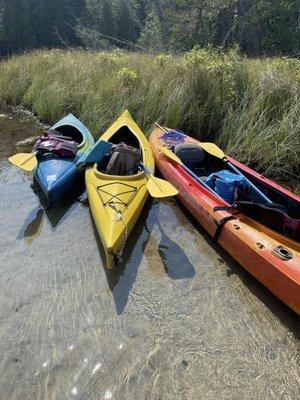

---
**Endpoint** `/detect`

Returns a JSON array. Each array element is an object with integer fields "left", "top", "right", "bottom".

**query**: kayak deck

[{"left": 86, "top": 110, "right": 154, "bottom": 269}]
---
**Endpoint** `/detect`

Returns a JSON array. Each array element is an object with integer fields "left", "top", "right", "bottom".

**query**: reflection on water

[{"left": 0, "top": 107, "right": 299, "bottom": 400}]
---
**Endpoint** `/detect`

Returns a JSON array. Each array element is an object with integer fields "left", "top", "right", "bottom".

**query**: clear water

[{"left": 0, "top": 109, "right": 299, "bottom": 400}]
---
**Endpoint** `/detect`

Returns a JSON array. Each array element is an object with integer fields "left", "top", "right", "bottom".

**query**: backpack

[{"left": 106, "top": 143, "right": 141, "bottom": 176}]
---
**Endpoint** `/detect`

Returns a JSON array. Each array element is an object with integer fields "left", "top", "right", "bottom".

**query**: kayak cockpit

[
  {"left": 108, "top": 125, "right": 141, "bottom": 150},
  {"left": 53, "top": 124, "right": 85, "bottom": 148},
  {"left": 96, "top": 125, "right": 143, "bottom": 176},
  {"left": 172, "top": 142, "right": 300, "bottom": 240},
  {"left": 174, "top": 143, "right": 300, "bottom": 213}
]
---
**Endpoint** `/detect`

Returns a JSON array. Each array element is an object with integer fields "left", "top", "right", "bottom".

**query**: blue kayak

[{"left": 34, "top": 114, "right": 94, "bottom": 206}]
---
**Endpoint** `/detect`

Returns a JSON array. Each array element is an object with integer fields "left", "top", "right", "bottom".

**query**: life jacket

[
  {"left": 106, "top": 143, "right": 141, "bottom": 176},
  {"left": 33, "top": 130, "right": 78, "bottom": 158}
]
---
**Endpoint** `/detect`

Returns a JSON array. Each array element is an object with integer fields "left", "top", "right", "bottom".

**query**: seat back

[{"left": 174, "top": 143, "right": 205, "bottom": 168}]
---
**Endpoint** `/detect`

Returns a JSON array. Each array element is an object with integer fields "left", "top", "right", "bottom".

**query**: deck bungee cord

[{"left": 96, "top": 180, "right": 140, "bottom": 263}]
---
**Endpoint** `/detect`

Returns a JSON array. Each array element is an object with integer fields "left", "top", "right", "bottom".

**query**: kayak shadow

[
  {"left": 157, "top": 220, "right": 195, "bottom": 279},
  {"left": 176, "top": 200, "right": 300, "bottom": 340},
  {"left": 93, "top": 199, "right": 159, "bottom": 315},
  {"left": 31, "top": 178, "right": 86, "bottom": 230}
]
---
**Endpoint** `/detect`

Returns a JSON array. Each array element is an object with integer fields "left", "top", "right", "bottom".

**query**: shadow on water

[
  {"left": 92, "top": 199, "right": 158, "bottom": 315},
  {"left": 17, "top": 178, "right": 88, "bottom": 243},
  {"left": 157, "top": 220, "right": 195, "bottom": 279},
  {"left": 176, "top": 200, "right": 300, "bottom": 340},
  {"left": 17, "top": 205, "right": 44, "bottom": 244},
  {"left": 30, "top": 178, "right": 86, "bottom": 230}
]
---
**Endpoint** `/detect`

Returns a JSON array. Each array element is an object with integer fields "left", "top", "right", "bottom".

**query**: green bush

[{"left": 0, "top": 48, "right": 298, "bottom": 189}]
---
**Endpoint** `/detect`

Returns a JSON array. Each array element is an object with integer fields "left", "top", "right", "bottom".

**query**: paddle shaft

[
  {"left": 226, "top": 161, "right": 272, "bottom": 204},
  {"left": 155, "top": 122, "right": 168, "bottom": 133},
  {"left": 140, "top": 163, "right": 153, "bottom": 175}
]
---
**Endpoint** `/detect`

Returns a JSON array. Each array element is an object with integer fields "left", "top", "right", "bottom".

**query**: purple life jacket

[{"left": 33, "top": 130, "right": 78, "bottom": 158}]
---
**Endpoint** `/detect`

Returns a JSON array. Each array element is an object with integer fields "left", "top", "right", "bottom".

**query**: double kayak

[
  {"left": 85, "top": 110, "right": 155, "bottom": 269},
  {"left": 35, "top": 114, "right": 94, "bottom": 206},
  {"left": 149, "top": 127, "right": 300, "bottom": 314}
]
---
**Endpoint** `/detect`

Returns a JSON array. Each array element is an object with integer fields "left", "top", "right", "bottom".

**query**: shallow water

[{"left": 0, "top": 108, "right": 299, "bottom": 400}]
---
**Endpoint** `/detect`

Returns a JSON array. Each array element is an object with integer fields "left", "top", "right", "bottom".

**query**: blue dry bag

[{"left": 205, "top": 170, "right": 247, "bottom": 204}]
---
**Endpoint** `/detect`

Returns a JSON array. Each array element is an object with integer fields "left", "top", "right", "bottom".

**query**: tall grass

[{"left": 0, "top": 48, "right": 299, "bottom": 187}]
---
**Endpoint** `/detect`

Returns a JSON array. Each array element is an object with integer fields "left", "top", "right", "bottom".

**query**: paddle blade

[
  {"left": 146, "top": 175, "right": 178, "bottom": 198},
  {"left": 78, "top": 140, "right": 113, "bottom": 165},
  {"left": 8, "top": 152, "right": 37, "bottom": 172},
  {"left": 200, "top": 142, "right": 225, "bottom": 159},
  {"left": 158, "top": 146, "right": 183, "bottom": 166}
]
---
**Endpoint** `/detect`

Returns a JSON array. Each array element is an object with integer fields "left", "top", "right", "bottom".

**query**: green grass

[{"left": 0, "top": 48, "right": 299, "bottom": 190}]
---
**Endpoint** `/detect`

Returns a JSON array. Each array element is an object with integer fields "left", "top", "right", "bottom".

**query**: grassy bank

[{"left": 0, "top": 49, "right": 299, "bottom": 188}]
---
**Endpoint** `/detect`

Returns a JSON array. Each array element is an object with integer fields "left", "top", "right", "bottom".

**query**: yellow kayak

[{"left": 85, "top": 110, "right": 155, "bottom": 268}]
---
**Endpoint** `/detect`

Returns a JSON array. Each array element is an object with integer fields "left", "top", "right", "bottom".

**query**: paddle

[
  {"left": 155, "top": 123, "right": 272, "bottom": 205},
  {"left": 155, "top": 122, "right": 225, "bottom": 159},
  {"left": 8, "top": 151, "right": 38, "bottom": 172},
  {"left": 200, "top": 144, "right": 273, "bottom": 204},
  {"left": 140, "top": 163, "right": 179, "bottom": 199},
  {"left": 10, "top": 140, "right": 113, "bottom": 173},
  {"left": 78, "top": 140, "right": 113, "bottom": 165},
  {"left": 157, "top": 146, "right": 224, "bottom": 201}
]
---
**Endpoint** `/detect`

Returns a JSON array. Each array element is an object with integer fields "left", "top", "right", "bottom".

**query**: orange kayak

[{"left": 149, "top": 127, "right": 300, "bottom": 314}]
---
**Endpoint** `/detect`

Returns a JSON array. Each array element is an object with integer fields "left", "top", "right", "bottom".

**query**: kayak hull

[
  {"left": 85, "top": 110, "right": 154, "bottom": 269},
  {"left": 35, "top": 155, "right": 77, "bottom": 205},
  {"left": 34, "top": 114, "right": 94, "bottom": 206},
  {"left": 149, "top": 127, "right": 300, "bottom": 314}
]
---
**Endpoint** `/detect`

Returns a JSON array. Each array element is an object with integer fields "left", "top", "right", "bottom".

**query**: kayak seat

[
  {"left": 106, "top": 143, "right": 141, "bottom": 176},
  {"left": 174, "top": 143, "right": 205, "bottom": 169}
]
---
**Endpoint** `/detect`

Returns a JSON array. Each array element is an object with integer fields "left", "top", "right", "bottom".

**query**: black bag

[
  {"left": 106, "top": 143, "right": 141, "bottom": 176},
  {"left": 231, "top": 201, "right": 299, "bottom": 241}
]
